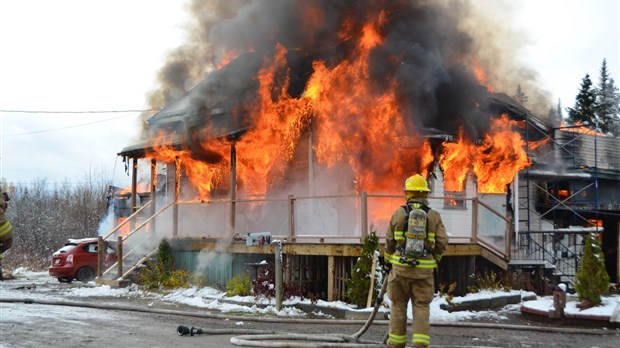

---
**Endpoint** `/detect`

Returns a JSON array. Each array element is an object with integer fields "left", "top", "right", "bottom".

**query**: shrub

[
  {"left": 136, "top": 239, "right": 189, "bottom": 289},
  {"left": 227, "top": 271, "right": 252, "bottom": 296},
  {"left": 467, "top": 270, "right": 510, "bottom": 293},
  {"left": 575, "top": 233, "right": 610, "bottom": 307},
  {"left": 251, "top": 259, "right": 304, "bottom": 299},
  {"left": 161, "top": 269, "right": 190, "bottom": 288},
  {"left": 438, "top": 281, "right": 457, "bottom": 304},
  {"left": 346, "top": 231, "right": 380, "bottom": 308}
]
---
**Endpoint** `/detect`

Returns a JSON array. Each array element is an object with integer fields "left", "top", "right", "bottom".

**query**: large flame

[
  {"left": 439, "top": 114, "right": 530, "bottom": 193},
  {"left": 146, "top": 9, "right": 531, "bottom": 200},
  {"left": 147, "top": 134, "right": 229, "bottom": 199},
  {"left": 472, "top": 115, "right": 530, "bottom": 193}
]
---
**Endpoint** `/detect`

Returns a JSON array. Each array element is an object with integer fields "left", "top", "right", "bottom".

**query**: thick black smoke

[{"left": 145, "top": 0, "right": 545, "bottom": 141}]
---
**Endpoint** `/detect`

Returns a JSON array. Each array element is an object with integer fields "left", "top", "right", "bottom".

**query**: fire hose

[{"left": 177, "top": 274, "right": 390, "bottom": 347}]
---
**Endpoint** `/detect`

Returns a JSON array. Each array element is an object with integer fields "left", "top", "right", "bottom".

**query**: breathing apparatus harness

[{"left": 398, "top": 202, "right": 434, "bottom": 268}]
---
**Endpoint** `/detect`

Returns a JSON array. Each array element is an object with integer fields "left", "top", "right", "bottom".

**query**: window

[
  {"left": 444, "top": 191, "right": 466, "bottom": 208},
  {"left": 85, "top": 243, "right": 98, "bottom": 253}
]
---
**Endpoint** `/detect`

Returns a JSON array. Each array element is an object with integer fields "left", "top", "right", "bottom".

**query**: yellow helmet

[{"left": 404, "top": 174, "right": 430, "bottom": 192}]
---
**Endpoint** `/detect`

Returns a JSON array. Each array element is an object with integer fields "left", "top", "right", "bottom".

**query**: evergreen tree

[
  {"left": 574, "top": 233, "right": 610, "bottom": 307},
  {"left": 594, "top": 59, "right": 620, "bottom": 136},
  {"left": 345, "top": 232, "right": 380, "bottom": 308},
  {"left": 513, "top": 84, "right": 529, "bottom": 104},
  {"left": 567, "top": 74, "right": 597, "bottom": 127}
]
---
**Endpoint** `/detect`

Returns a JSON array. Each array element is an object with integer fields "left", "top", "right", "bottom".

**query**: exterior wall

[
  {"left": 173, "top": 250, "right": 267, "bottom": 289},
  {"left": 554, "top": 130, "right": 620, "bottom": 171},
  {"left": 432, "top": 169, "right": 475, "bottom": 242}
]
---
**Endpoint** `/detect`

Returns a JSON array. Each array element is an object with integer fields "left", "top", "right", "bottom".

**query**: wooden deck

[{"left": 168, "top": 236, "right": 508, "bottom": 299}]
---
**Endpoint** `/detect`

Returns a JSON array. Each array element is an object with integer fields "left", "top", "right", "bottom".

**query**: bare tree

[{"left": 3, "top": 169, "right": 110, "bottom": 270}]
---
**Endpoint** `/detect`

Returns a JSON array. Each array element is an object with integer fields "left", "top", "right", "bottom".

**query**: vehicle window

[
  {"left": 84, "top": 243, "right": 98, "bottom": 253},
  {"left": 57, "top": 245, "right": 77, "bottom": 253},
  {"left": 106, "top": 246, "right": 116, "bottom": 254}
]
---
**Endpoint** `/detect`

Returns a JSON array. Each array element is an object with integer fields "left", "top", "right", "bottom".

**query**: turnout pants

[
  {"left": 387, "top": 271, "right": 434, "bottom": 348},
  {"left": 0, "top": 221, "right": 12, "bottom": 253}
]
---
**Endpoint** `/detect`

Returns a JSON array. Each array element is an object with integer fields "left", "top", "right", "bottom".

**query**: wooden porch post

[
  {"left": 361, "top": 191, "right": 368, "bottom": 242},
  {"left": 97, "top": 237, "right": 103, "bottom": 278},
  {"left": 505, "top": 217, "right": 512, "bottom": 258},
  {"left": 117, "top": 236, "right": 123, "bottom": 278},
  {"left": 288, "top": 195, "right": 295, "bottom": 242},
  {"left": 230, "top": 142, "right": 237, "bottom": 237},
  {"left": 616, "top": 220, "right": 620, "bottom": 283},
  {"left": 131, "top": 158, "right": 138, "bottom": 233},
  {"left": 173, "top": 158, "right": 180, "bottom": 237},
  {"left": 327, "top": 255, "right": 335, "bottom": 301},
  {"left": 150, "top": 159, "right": 157, "bottom": 233},
  {"left": 471, "top": 197, "right": 478, "bottom": 243},
  {"left": 131, "top": 158, "right": 138, "bottom": 213}
]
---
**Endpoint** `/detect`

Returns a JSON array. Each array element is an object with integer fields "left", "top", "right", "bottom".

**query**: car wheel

[
  {"left": 75, "top": 267, "right": 95, "bottom": 282},
  {"left": 57, "top": 277, "right": 73, "bottom": 283}
]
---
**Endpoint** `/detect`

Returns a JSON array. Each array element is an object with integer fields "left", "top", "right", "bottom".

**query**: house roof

[
  {"left": 118, "top": 52, "right": 264, "bottom": 159},
  {"left": 118, "top": 50, "right": 552, "bottom": 162}
]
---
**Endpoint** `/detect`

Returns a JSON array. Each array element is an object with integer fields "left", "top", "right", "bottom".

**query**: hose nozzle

[{"left": 177, "top": 326, "right": 203, "bottom": 336}]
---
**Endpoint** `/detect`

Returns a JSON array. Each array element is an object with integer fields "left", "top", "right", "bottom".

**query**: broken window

[{"left": 444, "top": 191, "right": 466, "bottom": 208}]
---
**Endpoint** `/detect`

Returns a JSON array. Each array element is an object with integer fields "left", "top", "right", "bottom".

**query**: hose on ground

[
  {"left": 2, "top": 297, "right": 615, "bottom": 338},
  {"left": 351, "top": 273, "right": 389, "bottom": 339},
  {"left": 229, "top": 333, "right": 384, "bottom": 347},
  {"left": 177, "top": 325, "right": 274, "bottom": 336},
  {"left": 178, "top": 275, "right": 390, "bottom": 347}
]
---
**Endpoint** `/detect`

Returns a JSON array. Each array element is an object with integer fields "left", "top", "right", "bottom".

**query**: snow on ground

[
  {"left": 2, "top": 268, "right": 619, "bottom": 322},
  {"left": 521, "top": 293, "right": 620, "bottom": 318}
]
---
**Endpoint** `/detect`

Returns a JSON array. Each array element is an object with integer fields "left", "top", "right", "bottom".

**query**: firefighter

[
  {"left": 0, "top": 191, "right": 13, "bottom": 280},
  {"left": 384, "top": 174, "right": 448, "bottom": 348}
]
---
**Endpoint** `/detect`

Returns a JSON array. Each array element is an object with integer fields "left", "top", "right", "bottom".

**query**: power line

[
  {"left": 0, "top": 109, "right": 159, "bottom": 114},
  {"left": 2, "top": 113, "right": 139, "bottom": 137}
]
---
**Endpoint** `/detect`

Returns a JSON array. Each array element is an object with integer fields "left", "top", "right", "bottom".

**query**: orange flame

[
  {"left": 471, "top": 58, "right": 494, "bottom": 93},
  {"left": 440, "top": 130, "right": 474, "bottom": 192},
  {"left": 527, "top": 137, "right": 550, "bottom": 150},
  {"left": 472, "top": 115, "right": 530, "bottom": 193},
  {"left": 117, "top": 217, "right": 130, "bottom": 237},
  {"left": 561, "top": 121, "right": 606, "bottom": 136},
  {"left": 147, "top": 14, "right": 530, "bottom": 200},
  {"left": 235, "top": 44, "right": 313, "bottom": 195},
  {"left": 439, "top": 114, "right": 530, "bottom": 193},
  {"left": 147, "top": 133, "right": 229, "bottom": 200},
  {"left": 216, "top": 50, "right": 239, "bottom": 70}
]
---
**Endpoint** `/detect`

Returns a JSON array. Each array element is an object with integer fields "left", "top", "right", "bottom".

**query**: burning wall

[{"left": 136, "top": 0, "right": 552, "bottom": 201}]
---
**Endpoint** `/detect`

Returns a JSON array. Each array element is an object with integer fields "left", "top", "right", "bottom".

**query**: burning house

[{"left": 103, "top": 1, "right": 619, "bottom": 298}]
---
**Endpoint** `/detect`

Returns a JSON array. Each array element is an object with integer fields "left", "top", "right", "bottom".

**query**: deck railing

[{"left": 99, "top": 192, "right": 513, "bottom": 279}]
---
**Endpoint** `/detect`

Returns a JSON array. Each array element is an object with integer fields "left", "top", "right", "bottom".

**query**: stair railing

[{"left": 100, "top": 201, "right": 175, "bottom": 279}]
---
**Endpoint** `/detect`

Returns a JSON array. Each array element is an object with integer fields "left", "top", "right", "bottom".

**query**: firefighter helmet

[{"left": 404, "top": 174, "right": 430, "bottom": 192}]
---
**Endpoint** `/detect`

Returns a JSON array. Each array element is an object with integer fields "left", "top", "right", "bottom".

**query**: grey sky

[{"left": 0, "top": 0, "right": 617, "bottom": 188}]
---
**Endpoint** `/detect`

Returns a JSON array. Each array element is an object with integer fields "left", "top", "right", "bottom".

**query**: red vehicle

[{"left": 49, "top": 238, "right": 117, "bottom": 283}]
